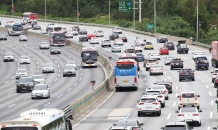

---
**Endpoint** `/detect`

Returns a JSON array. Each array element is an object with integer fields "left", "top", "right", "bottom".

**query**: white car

[
  {"left": 41, "top": 29, "right": 47, "bottom": 34},
  {"left": 134, "top": 39, "right": 146, "bottom": 44},
  {"left": 136, "top": 35, "right": 146, "bottom": 40},
  {"left": 192, "top": 51, "right": 204, "bottom": 59},
  {"left": 101, "top": 39, "right": 112, "bottom": 47},
  {"left": 94, "top": 30, "right": 104, "bottom": 37},
  {"left": 16, "top": 69, "right": 28, "bottom": 79},
  {"left": 65, "top": 32, "right": 74, "bottom": 38},
  {"left": 66, "top": 60, "right": 77, "bottom": 69},
  {"left": 71, "top": 28, "right": 78, "bottom": 35},
  {"left": 144, "top": 89, "right": 165, "bottom": 108},
  {"left": 145, "top": 58, "right": 159, "bottom": 71},
  {"left": 113, "top": 39, "right": 124, "bottom": 45},
  {"left": 20, "top": 56, "right": 30, "bottom": 64},
  {"left": 111, "top": 45, "right": 121, "bottom": 52},
  {"left": 26, "top": 23, "right": 32, "bottom": 29},
  {"left": 31, "top": 84, "right": 50, "bottom": 99},
  {"left": 32, "top": 75, "right": 45, "bottom": 84},
  {"left": 62, "top": 27, "right": 68, "bottom": 33},
  {"left": 148, "top": 52, "right": 161, "bottom": 60},
  {"left": 137, "top": 95, "right": 161, "bottom": 117},
  {"left": 112, "top": 27, "right": 122, "bottom": 34},
  {"left": 39, "top": 42, "right": 50, "bottom": 49},
  {"left": 19, "top": 35, "right": 27, "bottom": 41},
  {"left": 211, "top": 69, "right": 218, "bottom": 83},
  {"left": 149, "top": 65, "right": 163, "bottom": 75},
  {"left": 3, "top": 52, "right": 14, "bottom": 62},
  {"left": 63, "top": 64, "right": 76, "bottom": 77},
  {"left": 164, "top": 56, "right": 175, "bottom": 65},
  {"left": 149, "top": 85, "right": 168, "bottom": 100},
  {"left": 132, "top": 44, "right": 143, "bottom": 52},
  {"left": 42, "top": 63, "right": 55, "bottom": 73},
  {"left": 176, "top": 106, "right": 202, "bottom": 126},
  {"left": 177, "top": 91, "right": 200, "bottom": 109},
  {"left": 89, "top": 37, "right": 99, "bottom": 44}
]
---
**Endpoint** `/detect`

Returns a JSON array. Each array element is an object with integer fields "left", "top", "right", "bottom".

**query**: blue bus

[
  {"left": 7, "top": 23, "right": 22, "bottom": 36},
  {"left": 114, "top": 60, "right": 138, "bottom": 91}
]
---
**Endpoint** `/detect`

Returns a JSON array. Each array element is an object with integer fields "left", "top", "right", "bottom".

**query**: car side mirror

[
  {"left": 199, "top": 110, "right": 202, "bottom": 112},
  {"left": 193, "top": 70, "right": 195, "bottom": 72},
  {"left": 175, "top": 111, "right": 179, "bottom": 113},
  {"left": 142, "top": 93, "right": 145, "bottom": 95},
  {"left": 140, "top": 123, "right": 143, "bottom": 126},
  {"left": 215, "top": 100, "right": 218, "bottom": 103},
  {"left": 197, "top": 95, "right": 200, "bottom": 97},
  {"left": 160, "top": 127, "right": 164, "bottom": 130},
  {"left": 177, "top": 96, "right": 180, "bottom": 98},
  {"left": 213, "top": 127, "right": 217, "bottom": 130},
  {"left": 178, "top": 71, "right": 180, "bottom": 73},
  {"left": 113, "top": 124, "right": 116, "bottom": 126}
]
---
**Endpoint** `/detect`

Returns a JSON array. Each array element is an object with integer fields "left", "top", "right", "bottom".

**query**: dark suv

[
  {"left": 16, "top": 77, "right": 34, "bottom": 93},
  {"left": 109, "top": 33, "right": 119, "bottom": 40},
  {"left": 164, "top": 42, "right": 175, "bottom": 50},
  {"left": 170, "top": 58, "right": 183, "bottom": 70},
  {"left": 160, "top": 122, "right": 193, "bottom": 130},
  {"left": 179, "top": 69, "right": 195, "bottom": 81},
  {"left": 124, "top": 48, "right": 135, "bottom": 53},
  {"left": 79, "top": 35, "right": 88, "bottom": 42},
  {"left": 155, "top": 80, "right": 173, "bottom": 93},
  {"left": 73, "top": 26, "right": 80, "bottom": 31}
]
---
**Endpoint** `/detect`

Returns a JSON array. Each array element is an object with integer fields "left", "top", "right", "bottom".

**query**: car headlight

[{"left": 28, "top": 83, "right": 34, "bottom": 86}]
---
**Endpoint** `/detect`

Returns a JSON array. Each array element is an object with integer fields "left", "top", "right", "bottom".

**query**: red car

[
  {"left": 87, "top": 33, "right": 95, "bottom": 39},
  {"left": 159, "top": 47, "right": 169, "bottom": 55}
]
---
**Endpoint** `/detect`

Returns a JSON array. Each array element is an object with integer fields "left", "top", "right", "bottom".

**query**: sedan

[
  {"left": 179, "top": 69, "right": 195, "bottom": 81},
  {"left": 134, "top": 39, "right": 146, "bottom": 44},
  {"left": 32, "top": 24, "right": 41, "bottom": 30},
  {"left": 124, "top": 48, "right": 135, "bottom": 53},
  {"left": 192, "top": 51, "right": 204, "bottom": 60},
  {"left": 87, "top": 33, "right": 95, "bottom": 39},
  {"left": 149, "top": 65, "right": 163, "bottom": 76},
  {"left": 16, "top": 69, "right": 28, "bottom": 79},
  {"left": 42, "top": 63, "right": 55, "bottom": 73},
  {"left": 79, "top": 35, "right": 88, "bottom": 42},
  {"left": 65, "top": 32, "right": 74, "bottom": 38},
  {"left": 132, "top": 44, "right": 143, "bottom": 52},
  {"left": 148, "top": 52, "right": 160, "bottom": 60},
  {"left": 214, "top": 76, "right": 218, "bottom": 88},
  {"left": 113, "top": 39, "right": 123, "bottom": 45},
  {"left": 94, "top": 30, "right": 104, "bottom": 37},
  {"left": 32, "top": 75, "right": 45, "bottom": 84},
  {"left": 155, "top": 80, "right": 173, "bottom": 93},
  {"left": 62, "top": 27, "right": 68, "bottom": 33},
  {"left": 164, "top": 56, "right": 175, "bottom": 65},
  {"left": 89, "top": 37, "right": 99, "bottom": 44},
  {"left": 22, "top": 25, "right": 28, "bottom": 30},
  {"left": 39, "top": 42, "right": 50, "bottom": 49},
  {"left": 63, "top": 65, "right": 76, "bottom": 77},
  {"left": 3, "top": 52, "right": 14, "bottom": 62},
  {"left": 120, "top": 36, "right": 128, "bottom": 42},
  {"left": 111, "top": 45, "right": 121, "bottom": 52},
  {"left": 26, "top": 23, "right": 32, "bottom": 29},
  {"left": 159, "top": 47, "right": 169, "bottom": 55},
  {"left": 50, "top": 47, "right": 61, "bottom": 54},
  {"left": 136, "top": 35, "right": 146, "bottom": 40},
  {"left": 136, "top": 53, "right": 145, "bottom": 62},
  {"left": 0, "top": 34, "right": 7, "bottom": 40},
  {"left": 19, "top": 35, "right": 27, "bottom": 41},
  {"left": 101, "top": 39, "right": 112, "bottom": 47},
  {"left": 71, "top": 28, "right": 79, "bottom": 35},
  {"left": 145, "top": 90, "right": 165, "bottom": 107},
  {"left": 41, "top": 29, "right": 47, "bottom": 34},
  {"left": 149, "top": 85, "right": 168, "bottom": 100},
  {"left": 79, "top": 29, "right": 87, "bottom": 35},
  {"left": 157, "top": 36, "right": 168, "bottom": 43},
  {"left": 20, "top": 56, "right": 30, "bottom": 64},
  {"left": 164, "top": 42, "right": 175, "bottom": 50},
  {"left": 144, "top": 42, "right": 153, "bottom": 50},
  {"left": 31, "top": 84, "right": 50, "bottom": 99}
]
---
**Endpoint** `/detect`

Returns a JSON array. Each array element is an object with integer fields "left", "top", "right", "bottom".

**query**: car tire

[
  {"left": 63, "top": 74, "right": 65, "bottom": 77},
  {"left": 161, "top": 103, "right": 165, "bottom": 108},
  {"left": 179, "top": 78, "right": 182, "bottom": 82},
  {"left": 192, "top": 78, "right": 195, "bottom": 81},
  {"left": 165, "top": 97, "right": 168, "bottom": 100},
  {"left": 198, "top": 122, "right": 201, "bottom": 126},
  {"left": 157, "top": 110, "right": 161, "bottom": 116},
  {"left": 146, "top": 68, "right": 148, "bottom": 71},
  {"left": 52, "top": 70, "right": 54, "bottom": 73},
  {"left": 178, "top": 107, "right": 180, "bottom": 110},
  {"left": 212, "top": 79, "right": 214, "bottom": 83},
  {"left": 170, "top": 67, "right": 173, "bottom": 70},
  {"left": 17, "top": 89, "right": 20, "bottom": 93},
  {"left": 150, "top": 73, "right": 152, "bottom": 76},
  {"left": 116, "top": 88, "right": 120, "bottom": 92},
  {"left": 214, "top": 84, "right": 217, "bottom": 88},
  {"left": 161, "top": 73, "right": 163, "bottom": 75},
  {"left": 138, "top": 112, "right": 141, "bottom": 117}
]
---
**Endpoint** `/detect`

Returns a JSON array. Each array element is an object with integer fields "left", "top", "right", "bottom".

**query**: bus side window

[{"left": 81, "top": 52, "right": 83, "bottom": 57}]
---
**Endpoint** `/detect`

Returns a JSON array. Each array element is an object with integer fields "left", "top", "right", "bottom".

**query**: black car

[
  {"left": 73, "top": 26, "right": 80, "bottom": 31},
  {"left": 16, "top": 77, "right": 34, "bottom": 93},
  {"left": 164, "top": 42, "right": 175, "bottom": 50},
  {"left": 32, "top": 24, "right": 41, "bottom": 30},
  {"left": 109, "top": 33, "right": 119, "bottom": 40},
  {"left": 120, "top": 36, "right": 128, "bottom": 42},
  {"left": 155, "top": 80, "right": 173, "bottom": 93},
  {"left": 79, "top": 29, "right": 87, "bottom": 35},
  {"left": 0, "top": 34, "right": 7, "bottom": 40},
  {"left": 170, "top": 58, "right": 183, "bottom": 70},
  {"left": 160, "top": 122, "right": 193, "bottom": 130},
  {"left": 124, "top": 48, "right": 135, "bottom": 53},
  {"left": 79, "top": 35, "right": 88, "bottom": 42},
  {"left": 157, "top": 36, "right": 168, "bottom": 43},
  {"left": 50, "top": 47, "right": 61, "bottom": 54},
  {"left": 0, "top": 21, "right": 1, "bottom": 25},
  {"left": 179, "top": 69, "right": 195, "bottom": 81}
]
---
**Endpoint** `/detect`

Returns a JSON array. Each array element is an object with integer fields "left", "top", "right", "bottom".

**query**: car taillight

[
  {"left": 178, "top": 114, "right": 184, "bottom": 116},
  {"left": 180, "top": 104, "right": 182, "bottom": 105},
  {"left": 142, "top": 56, "right": 144, "bottom": 57},
  {"left": 33, "top": 125, "right": 37, "bottom": 127},
  {"left": 139, "top": 102, "right": 144, "bottom": 105},
  {"left": 193, "top": 114, "right": 199, "bottom": 116},
  {"left": 151, "top": 55, "right": 153, "bottom": 56},
  {"left": 157, "top": 55, "right": 160, "bottom": 56},
  {"left": 159, "top": 69, "right": 162, "bottom": 70},
  {"left": 180, "top": 95, "right": 182, "bottom": 101},
  {"left": 109, "top": 42, "right": 111, "bottom": 43},
  {"left": 158, "top": 95, "right": 162, "bottom": 98},
  {"left": 194, "top": 54, "right": 197, "bottom": 55},
  {"left": 180, "top": 72, "right": 184, "bottom": 74},
  {"left": 115, "top": 77, "right": 117, "bottom": 84},
  {"left": 103, "top": 42, "right": 106, "bottom": 43},
  {"left": 2, "top": 125, "right": 6, "bottom": 127},
  {"left": 163, "top": 90, "right": 167, "bottom": 93},
  {"left": 150, "top": 69, "right": 154, "bottom": 71},
  {"left": 113, "top": 48, "right": 115, "bottom": 49},
  {"left": 140, "top": 46, "right": 142, "bottom": 48},
  {"left": 135, "top": 77, "right": 137, "bottom": 83},
  {"left": 120, "top": 48, "right": 121, "bottom": 49},
  {"left": 195, "top": 95, "right": 197, "bottom": 100},
  {"left": 190, "top": 72, "right": 194, "bottom": 74},
  {"left": 125, "top": 38, "right": 127, "bottom": 39},
  {"left": 216, "top": 80, "right": 218, "bottom": 82},
  {"left": 147, "top": 63, "right": 149, "bottom": 65},
  {"left": 167, "top": 59, "right": 169, "bottom": 61},
  {"left": 180, "top": 63, "right": 183, "bottom": 65},
  {"left": 214, "top": 74, "right": 217, "bottom": 75},
  {"left": 153, "top": 102, "right": 159, "bottom": 105},
  {"left": 116, "top": 41, "right": 118, "bottom": 42},
  {"left": 160, "top": 39, "right": 162, "bottom": 40},
  {"left": 172, "top": 63, "right": 174, "bottom": 65},
  {"left": 166, "top": 45, "right": 168, "bottom": 46}
]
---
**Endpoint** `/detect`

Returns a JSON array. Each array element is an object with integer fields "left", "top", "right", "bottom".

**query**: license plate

[
  {"left": 185, "top": 119, "right": 193, "bottom": 122},
  {"left": 89, "top": 64, "right": 92, "bottom": 66},
  {"left": 22, "top": 87, "right": 27, "bottom": 89},
  {"left": 146, "top": 107, "right": 152, "bottom": 109},
  {"left": 59, "top": 44, "right": 61, "bottom": 45},
  {"left": 123, "top": 81, "right": 128, "bottom": 83},
  {"left": 176, "top": 63, "right": 179, "bottom": 65}
]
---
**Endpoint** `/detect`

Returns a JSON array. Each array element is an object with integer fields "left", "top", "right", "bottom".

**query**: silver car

[
  {"left": 32, "top": 75, "right": 45, "bottom": 84},
  {"left": 113, "top": 39, "right": 124, "bottom": 45},
  {"left": 20, "top": 56, "right": 30, "bottom": 64},
  {"left": 41, "top": 28, "right": 47, "bottom": 34},
  {"left": 31, "top": 84, "right": 50, "bottom": 99},
  {"left": 65, "top": 32, "right": 74, "bottom": 38},
  {"left": 50, "top": 47, "right": 61, "bottom": 54},
  {"left": 16, "top": 69, "right": 28, "bottom": 79},
  {"left": 42, "top": 63, "right": 55, "bottom": 73},
  {"left": 39, "top": 42, "right": 50, "bottom": 49},
  {"left": 3, "top": 52, "right": 14, "bottom": 62},
  {"left": 145, "top": 89, "right": 166, "bottom": 108},
  {"left": 89, "top": 37, "right": 99, "bottom": 44},
  {"left": 134, "top": 39, "right": 146, "bottom": 44},
  {"left": 94, "top": 30, "right": 104, "bottom": 37},
  {"left": 101, "top": 39, "right": 112, "bottom": 47},
  {"left": 71, "top": 28, "right": 78, "bottom": 35},
  {"left": 149, "top": 65, "right": 163, "bottom": 75},
  {"left": 19, "top": 35, "right": 27, "bottom": 41},
  {"left": 63, "top": 65, "right": 76, "bottom": 77},
  {"left": 149, "top": 85, "right": 169, "bottom": 100},
  {"left": 111, "top": 45, "right": 121, "bottom": 52},
  {"left": 164, "top": 56, "right": 175, "bottom": 65}
]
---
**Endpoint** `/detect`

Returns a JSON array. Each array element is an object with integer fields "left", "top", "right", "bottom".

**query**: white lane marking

[
  {"left": 168, "top": 77, "right": 171, "bottom": 79},
  {"left": 176, "top": 86, "right": 178, "bottom": 89},
  {"left": 206, "top": 85, "right": 209, "bottom": 88},
  {"left": 38, "top": 66, "right": 39, "bottom": 68},
  {"left": 210, "top": 112, "right": 213, "bottom": 118},
  {"left": 173, "top": 102, "right": 176, "bottom": 107},
  {"left": 5, "top": 81, "right": 8, "bottom": 84},
  {"left": 33, "top": 58, "right": 35, "bottom": 60},
  {"left": 23, "top": 96, "right": 31, "bottom": 100},
  {"left": 209, "top": 92, "right": 212, "bottom": 96},
  {"left": 45, "top": 53, "right": 47, "bottom": 55},
  {"left": 54, "top": 78, "right": 57, "bottom": 81},
  {"left": 11, "top": 76, "right": 14, "bottom": 78},
  {"left": 59, "top": 69, "right": 60, "bottom": 72},
  {"left": 203, "top": 80, "right": 205, "bottom": 83},
  {"left": 51, "top": 57, "right": 53, "bottom": 59},
  {"left": 8, "top": 104, "right": 15, "bottom": 108},
  {"left": 173, "top": 82, "right": 175, "bottom": 84},
  {"left": 175, "top": 93, "right": 178, "bottom": 98},
  {"left": 207, "top": 127, "right": 210, "bottom": 130},
  {"left": 58, "top": 65, "right": 59, "bottom": 67},
  {"left": 211, "top": 101, "right": 213, "bottom": 106},
  {"left": 197, "top": 76, "right": 201, "bottom": 79},
  {"left": 28, "top": 54, "right": 31, "bottom": 56},
  {"left": 8, "top": 91, "right": 14, "bottom": 94},
  {"left": 36, "top": 62, "right": 38, "bottom": 64},
  {"left": 55, "top": 61, "right": 57, "bottom": 63},
  {"left": 166, "top": 113, "right": 171, "bottom": 119},
  {"left": 58, "top": 74, "right": 60, "bottom": 76}
]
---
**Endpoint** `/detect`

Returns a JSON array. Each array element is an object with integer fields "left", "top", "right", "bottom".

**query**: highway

[
  {"left": 0, "top": 17, "right": 217, "bottom": 130},
  {"left": 0, "top": 20, "right": 105, "bottom": 121}
]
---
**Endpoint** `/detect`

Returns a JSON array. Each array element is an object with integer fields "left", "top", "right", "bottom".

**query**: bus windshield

[
  {"left": 2, "top": 127, "right": 38, "bottom": 130},
  {"left": 82, "top": 51, "right": 97, "bottom": 62},
  {"left": 54, "top": 34, "right": 65, "bottom": 41},
  {"left": 13, "top": 25, "right": 22, "bottom": 31}
]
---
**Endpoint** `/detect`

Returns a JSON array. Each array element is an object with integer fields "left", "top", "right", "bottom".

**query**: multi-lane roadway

[{"left": 0, "top": 17, "right": 217, "bottom": 130}]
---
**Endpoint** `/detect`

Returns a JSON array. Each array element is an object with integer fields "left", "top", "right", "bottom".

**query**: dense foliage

[{"left": 0, "top": 0, "right": 218, "bottom": 44}]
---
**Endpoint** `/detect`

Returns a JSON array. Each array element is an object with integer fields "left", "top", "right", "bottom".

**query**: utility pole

[
  {"left": 77, "top": 0, "right": 79, "bottom": 22},
  {"left": 109, "top": 0, "right": 110, "bottom": 25},
  {"left": 45, "top": 0, "right": 46, "bottom": 19},
  {"left": 133, "top": 0, "right": 135, "bottom": 29},
  {"left": 139, "top": 0, "right": 141, "bottom": 22},
  {"left": 196, "top": 0, "right": 198, "bottom": 42},
  {"left": 154, "top": 0, "right": 156, "bottom": 35}
]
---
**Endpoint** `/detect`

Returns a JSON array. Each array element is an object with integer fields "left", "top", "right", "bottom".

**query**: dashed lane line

[
  {"left": 44, "top": 102, "right": 51, "bottom": 106},
  {"left": 23, "top": 96, "right": 31, "bottom": 100},
  {"left": 8, "top": 104, "right": 15, "bottom": 108},
  {"left": 8, "top": 91, "right": 14, "bottom": 94},
  {"left": 166, "top": 113, "right": 171, "bottom": 119}
]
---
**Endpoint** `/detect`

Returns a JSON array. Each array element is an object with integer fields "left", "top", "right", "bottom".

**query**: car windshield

[
  {"left": 134, "top": 44, "right": 141, "bottom": 47},
  {"left": 17, "top": 70, "right": 26, "bottom": 73},
  {"left": 127, "top": 49, "right": 134, "bottom": 51},
  {"left": 67, "top": 61, "right": 75, "bottom": 64},
  {"left": 148, "top": 60, "right": 157, "bottom": 63},
  {"left": 181, "top": 108, "right": 196, "bottom": 112},
  {"left": 21, "top": 56, "right": 29, "bottom": 59},
  {"left": 182, "top": 93, "right": 195, "bottom": 98},
  {"left": 181, "top": 69, "right": 192, "bottom": 73},
  {"left": 152, "top": 86, "right": 165, "bottom": 89},
  {"left": 5, "top": 53, "right": 13, "bottom": 56},
  {"left": 97, "top": 31, "right": 103, "bottom": 33},
  {"left": 165, "top": 126, "right": 186, "bottom": 130},
  {"left": 167, "top": 56, "right": 175, "bottom": 59},
  {"left": 117, "top": 121, "right": 136, "bottom": 126},
  {"left": 172, "top": 59, "right": 182, "bottom": 62},
  {"left": 32, "top": 75, "right": 42, "bottom": 79},
  {"left": 116, "top": 64, "right": 134, "bottom": 69},
  {"left": 162, "top": 47, "right": 168, "bottom": 50},
  {"left": 120, "top": 57, "right": 138, "bottom": 62},
  {"left": 18, "top": 78, "right": 32, "bottom": 82},
  {"left": 136, "top": 54, "right": 143, "bottom": 56},
  {"left": 146, "top": 91, "right": 160, "bottom": 95},
  {"left": 52, "top": 47, "right": 59, "bottom": 50},
  {"left": 151, "top": 66, "right": 161, "bottom": 68},
  {"left": 195, "top": 51, "right": 203, "bottom": 54},
  {"left": 44, "top": 64, "right": 53, "bottom": 67},
  {"left": 103, "top": 40, "right": 110, "bottom": 42},
  {"left": 151, "top": 52, "right": 159, "bottom": 55},
  {"left": 156, "top": 81, "right": 170, "bottom": 84},
  {"left": 137, "top": 39, "right": 144, "bottom": 41},
  {"left": 113, "top": 45, "right": 120, "bottom": 47},
  {"left": 146, "top": 42, "right": 152, "bottom": 45},
  {"left": 54, "top": 35, "right": 65, "bottom": 41},
  {"left": 197, "top": 57, "right": 207, "bottom": 60},
  {"left": 41, "top": 42, "right": 48, "bottom": 45},
  {"left": 82, "top": 51, "right": 98, "bottom": 61},
  {"left": 34, "top": 85, "right": 47, "bottom": 90},
  {"left": 167, "top": 42, "right": 174, "bottom": 44},
  {"left": 141, "top": 98, "right": 156, "bottom": 103},
  {"left": 13, "top": 25, "right": 22, "bottom": 31},
  {"left": 1, "top": 35, "right": 6, "bottom": 37},
  {"left": 72, "top": 29, "right": 77, "bottom": 31},
  {"left": 65, "top": 66, "right": 74, "bottom": 69},
  {"left": 92, "top": 37, "right": 98, "bottom": 40},
  {"left": 81, "top": 29, "right": 86, "bottom": 31}
]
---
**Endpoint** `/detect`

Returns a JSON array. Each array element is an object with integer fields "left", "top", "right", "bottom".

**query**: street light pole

[
  {"left": 139, "top": 0, "right": 141, "bottom": 23},
  {"left": 77, "top": 0, "right": 79, "bottom": 22},
  {"left": 109, "top": 0, "right": 110, "bottom": 25},
  {"left": 196, "top": 0, "right": 198, "bottom": 42},
  {"left": 45, "top": 0, "right": 46, "bottom": 20},
  {"left": 154, "top": 0, "right": 156, "bottom": 35},
  {"left": 133, "top": 0, "right": 135, "bottom": 29}
]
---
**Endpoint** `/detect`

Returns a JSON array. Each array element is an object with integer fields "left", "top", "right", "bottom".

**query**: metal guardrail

[
  {"left": 192, "top": 42, "right": 211, "bottom": 48},
  {"left": 62, "top": 104, "right": 73, "bottom": 119}
]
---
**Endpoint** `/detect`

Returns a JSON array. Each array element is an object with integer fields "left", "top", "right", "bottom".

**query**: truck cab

[
  {"left": 177, "top": 40, "right": 189, "bottom": 54},
  {"left": 195, "top": 56, "right": 209, "bottom": 70}
]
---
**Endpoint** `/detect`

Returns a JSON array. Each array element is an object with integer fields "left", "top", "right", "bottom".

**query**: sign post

[
  {"left": 119, "top": 1, "right": 132, "bottom": 12},
  {"left": 147, "top": 25, "right": 154, "bottom": 33},
  {"left": 11, "top": 6, "right": 15, "bottom": 14}
]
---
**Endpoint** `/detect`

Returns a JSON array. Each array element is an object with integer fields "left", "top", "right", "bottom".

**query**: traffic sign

[
  {"left": 77, "top": 13, "right": 80, "bottom": 16},
  {"left": 11, "top": 6, "right": 15, "bottom": 13},
  {"left": 147, "top": 25, "right": 154, "bottom": 29},
  {"left": 119, "top": 1, "right": 132, "bottom": 12}
]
